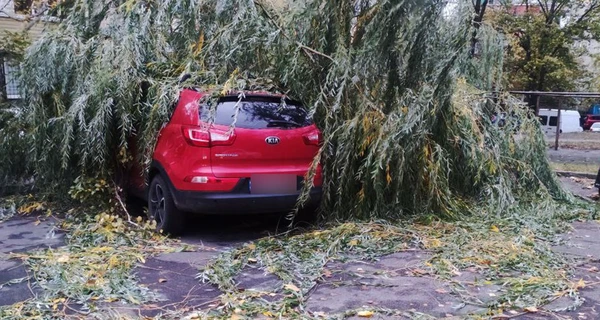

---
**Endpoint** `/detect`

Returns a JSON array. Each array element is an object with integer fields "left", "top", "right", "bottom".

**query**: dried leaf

[
  {"left": 524, "top": 306, "right": 538, "bottom": 313},
  {"left": 247, "top": 258, "right": 258, "bottom": 263},
  {"left": 158, "top": 278, "right": 167, "bottom": 283},
  {"left": 284, "top": 283, "right": 300, "bottom": 292},
  {"left": 490, "top": 225, "right": 499, "bottom": 232},
  {"left": 357, "top": 310, "right": 374, "bottom": 317}
]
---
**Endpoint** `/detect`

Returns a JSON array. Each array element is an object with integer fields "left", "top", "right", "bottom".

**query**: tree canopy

[
  {"left": 0, "top": 0, "right": 567, "bottom": 220},
  {"left": 486, "top": 0, "right": 600, "bottom": 92}
]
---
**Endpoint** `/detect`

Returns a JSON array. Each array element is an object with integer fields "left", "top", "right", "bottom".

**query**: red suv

[{"left": 128, "top": 89, "right": 323, "bottom": 235}]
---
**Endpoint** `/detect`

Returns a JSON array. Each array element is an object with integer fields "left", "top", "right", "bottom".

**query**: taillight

[
  {"left": 303, "top": 131, "right": 322, "bottom": 146},
  {"left": 182, "top": 126, "right": 236, "bottom": 147}
]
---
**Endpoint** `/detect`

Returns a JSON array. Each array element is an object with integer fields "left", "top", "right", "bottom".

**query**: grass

[{"left": 550, "top": 162, "right": 598, "bottom": 174}]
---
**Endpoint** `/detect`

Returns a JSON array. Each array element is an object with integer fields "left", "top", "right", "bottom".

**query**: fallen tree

[{"left": 6, "top": 0, "right": 567, "bottom": 220}]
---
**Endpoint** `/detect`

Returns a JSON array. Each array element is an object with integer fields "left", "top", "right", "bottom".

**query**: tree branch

[
  {"left": 573, "top": 1, "right": 600, "bottom": 26},
  {"left": 253, "top": 0, "right": 334, "bottom": 62}
]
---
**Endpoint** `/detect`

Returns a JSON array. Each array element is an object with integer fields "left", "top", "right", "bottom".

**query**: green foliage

[
  {"left": 0, "top": 31, "right": 31, "bottom": 61},
  {"left": 15, "top": 0, "right": 567, "bottom": 221},
  {"left": 68, "top": 175, "right": 113, "bottom": 210},
  {"left": 0, "top": 107, "right": 31, "bottom": 191},
  {"left": 0, "top": 32, "right": 32, "bottom": 192},
  {"left": 488, "top": 1, "right": 600, "bottom": 91}
]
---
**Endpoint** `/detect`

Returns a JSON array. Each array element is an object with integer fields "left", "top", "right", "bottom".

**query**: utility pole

[{"left": 554, "top": 100, "right": 561, "bottom": 151}]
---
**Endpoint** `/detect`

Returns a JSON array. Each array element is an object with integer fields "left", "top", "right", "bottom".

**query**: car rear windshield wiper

[{"left": 267, "top": 120, "right": 302, "bottom": 128}]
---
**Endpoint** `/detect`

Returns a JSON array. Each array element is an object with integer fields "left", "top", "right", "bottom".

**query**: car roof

[{"left": 183, "top": 88, "right": 299, "bottom": 104}]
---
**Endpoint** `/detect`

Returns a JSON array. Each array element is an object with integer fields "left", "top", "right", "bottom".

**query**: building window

[{"left": 3, "top": 60, "right": 21, "bottom": 100}]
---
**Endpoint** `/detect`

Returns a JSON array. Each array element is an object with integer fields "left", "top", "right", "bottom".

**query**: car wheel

[{"left": 148, "top": 176, "right": 184, "bottom": 236}]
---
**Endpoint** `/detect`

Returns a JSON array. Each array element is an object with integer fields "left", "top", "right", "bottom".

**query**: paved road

[
  {"left": 2, "top": 182, "right": 600, "bottom": 318},
  {"left": 0, "top": 215, "right": 64, "bottom": 306}
]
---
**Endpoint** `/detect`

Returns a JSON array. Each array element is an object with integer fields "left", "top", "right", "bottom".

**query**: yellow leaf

[
  {"left": 56, "top": 254, "right": 70, "bottom": 263},
  {"left": 193, "top": 31, "right": 205, "bottom": 56},
  {"left": 349, "top": 239, "right": 359, "bottom": 246},
  {"left": 262, "top": 311, "right": 275, "bottom": 317},
  {"left": 230, "top": 315, "right": 243, "bottom": 320},
  {"left": 576, "top": 278, "right": 586, "bottom": 289},
  {"left": 284, "top": 283, "right": 300, "bottom": 292},
  {"left": 90, "top": 246, "right": 113, "bottom": 253},
  {"left": 247, "top": 243, "right": 256, "bottom": 250},
  {"left": 357, "top": 310, "right": 374, "bottom": 317},
  {"left": 490, "top": 225, "right": 500, "bottom": 233},
  {"left": 424, "top": 238, "right": 442, "bottom": 248},
  {"left": 34, "top": 220, "right": 41, "bottom": 226},
  {"left": 108, "top": 255, "right": 120, "bottom": 268}
]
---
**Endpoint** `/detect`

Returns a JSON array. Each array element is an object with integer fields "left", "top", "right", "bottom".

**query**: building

[
  {"left": 0, "top": 0, "right": 56, "bottom": 100},
  {"left": 488, "top": 0, "right": 542, "bottom": 15}
]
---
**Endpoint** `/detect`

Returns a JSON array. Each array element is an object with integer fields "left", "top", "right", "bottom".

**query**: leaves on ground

[{"left": 0, "top": 206, "right": 181, "bottom": 319}]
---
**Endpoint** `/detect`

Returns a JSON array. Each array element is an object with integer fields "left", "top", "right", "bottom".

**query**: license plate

[{"left": 250, "top": 174, "right": 297, "bottom": 194}]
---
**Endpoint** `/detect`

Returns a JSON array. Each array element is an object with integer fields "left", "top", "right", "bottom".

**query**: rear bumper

[{"left": 171, "top": 187, "right": 322, "bottom": 214}]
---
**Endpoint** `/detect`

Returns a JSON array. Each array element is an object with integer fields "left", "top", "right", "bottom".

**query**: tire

[{"left": 148, "top": 175, "right": 185, "bottom": 236}]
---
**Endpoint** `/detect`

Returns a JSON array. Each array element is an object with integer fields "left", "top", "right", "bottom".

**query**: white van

[{"left": 538, "top": 109, "right": 583, "bottom": 134}]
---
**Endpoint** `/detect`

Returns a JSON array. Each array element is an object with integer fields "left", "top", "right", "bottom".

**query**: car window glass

[
  {"left": 539, "top": 116, "right": 548, "bottom": 125},
  {"left": 200, "top": 98, "right": 312, "bottom": 129},
  {"left": 549, "top": 116, "right": 558, "bottom": 126}
]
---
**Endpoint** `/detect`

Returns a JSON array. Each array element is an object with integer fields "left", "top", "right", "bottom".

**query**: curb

[{"left": 555, "top": 171, "right": 597, "bottom": 180}]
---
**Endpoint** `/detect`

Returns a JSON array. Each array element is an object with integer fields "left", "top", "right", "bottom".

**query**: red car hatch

[{"left": 201, "top": 96, "right": 320, "bottom": 181}]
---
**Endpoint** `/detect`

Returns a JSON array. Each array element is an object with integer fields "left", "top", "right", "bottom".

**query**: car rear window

[{"left": 200, "top": 97, "right": 312, "bottom": 129}]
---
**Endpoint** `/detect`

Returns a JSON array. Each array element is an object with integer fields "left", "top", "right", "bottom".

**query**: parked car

[
  {"left": 128, "top": 89, "right": 323, "bottom": 235},
  {"left": 583, "top": 115, "right": 600, "bottom": 130},
  {"left": 590, "top": 122, "right": 600, "bottom": 132}
]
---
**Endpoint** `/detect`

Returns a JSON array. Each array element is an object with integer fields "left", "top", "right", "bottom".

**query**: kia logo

[{"left": 265, "top": 136, "right": 280, "bottom": 145}]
